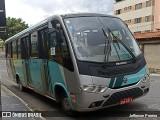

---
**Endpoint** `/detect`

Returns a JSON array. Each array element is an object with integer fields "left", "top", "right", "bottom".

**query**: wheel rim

[{"left": 63, "top": 97, "right": 71, "bottom": 111}]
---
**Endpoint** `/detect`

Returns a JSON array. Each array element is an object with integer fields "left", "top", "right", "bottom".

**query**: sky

[{"left": 5, "top": 0, "right": 114, "bottom": 26}]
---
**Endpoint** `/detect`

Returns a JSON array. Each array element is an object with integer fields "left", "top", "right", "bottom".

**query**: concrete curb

[{"left": 150, "top": 73, "right": 160, "bottom": 76}]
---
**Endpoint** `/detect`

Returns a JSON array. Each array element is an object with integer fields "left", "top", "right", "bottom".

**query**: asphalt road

[{"left": 0, "top": 52, "right": 160, "bottom": 120}]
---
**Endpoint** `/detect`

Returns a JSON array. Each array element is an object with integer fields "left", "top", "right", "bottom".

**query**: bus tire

[
  {"left": 16, "top": 75, "right": 25, "bottom": 92},
  {"left": 61, "top": 94, "right": 76, "bottom": 117}
]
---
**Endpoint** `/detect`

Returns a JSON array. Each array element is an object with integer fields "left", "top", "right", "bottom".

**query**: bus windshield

[{"left": 64, "top": 16, "right": 141, "bottom": 63}]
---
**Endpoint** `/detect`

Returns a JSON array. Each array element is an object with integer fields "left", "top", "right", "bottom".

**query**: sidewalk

[
  {"left": 0, "top": 50, "right": 5, "bottom": 61},
  {"left": 1, "top": 85, "right": 44, "bottom": 120},
  {"left": 1, "top": 85, "right": 31, "bottom": 111}
]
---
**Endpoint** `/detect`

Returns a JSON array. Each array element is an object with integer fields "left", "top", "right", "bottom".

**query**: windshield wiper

[
  {"left": 107, "top": 28, "right": 137, "bottom": 62},
  {"left": 102, "top": 28, "right": 111, "bottom": 68}
]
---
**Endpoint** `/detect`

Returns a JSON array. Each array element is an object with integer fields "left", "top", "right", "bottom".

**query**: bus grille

[
  {"left": 90, "top": 54, "right": 146, "bottom": 78},
  {"left": 102, "top": 88, "right": 143, "bottom": 107}
]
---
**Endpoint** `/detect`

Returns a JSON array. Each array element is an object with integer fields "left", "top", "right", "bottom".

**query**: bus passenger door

[
  {"left": 46, "top": 21, "right": 74, "bottom": 97},
  {"left": 28, "top": 31, "right": 45, "bottom": 93},
  {"left": 47, "top": 26, "right": 66, "bottom": 97},
  {"left": 38, "top": 28, "right": 50, "bottom": 94}
]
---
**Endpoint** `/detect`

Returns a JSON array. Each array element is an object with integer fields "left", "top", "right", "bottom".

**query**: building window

[
  {"left": 135, "top": 3, "right": 142, "bottom": 10},
  {"left": 124, "top": 6, "right": 132, "bottom": 11},
  {"left": 134, "top": 31, "right": 141, "bottom": 34},
  {"left": 146, "top": 0, "right": 151, "bottom": 7},
  {"left": 128, "top": 6, "right": 132, "bottom": 9},
  {"left": 125, "top": 19, "right": 131, "bottom": 23},
  {"left": 124, "top": 7, "right": 127, "bottom": 11},
  {"left": 135, "top": 17, "right": 142, "bottom": 24},
  {"left": 145, "top": 30, "right": 150, "bottom": 32},
  {"left": 145, "top": 16, "right": 150, "bottom": 22},
  {"left": 115, "top": 0, "right": 122, "bottom": 3},
  {"left": 116, "top": 9, "right": 121, "bottom": 15}
]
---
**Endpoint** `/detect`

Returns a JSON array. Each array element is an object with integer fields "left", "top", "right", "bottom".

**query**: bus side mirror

[{"left": 56, "top": 23, "right": 63, "bottom": 43}]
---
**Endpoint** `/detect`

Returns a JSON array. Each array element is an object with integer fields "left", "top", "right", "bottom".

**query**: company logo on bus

[
  {"left": 116, "top": 62, "right": 127, "bottom": 66},
  {"left": 123, "top": 78, "right": 128, "bottom": 83}
]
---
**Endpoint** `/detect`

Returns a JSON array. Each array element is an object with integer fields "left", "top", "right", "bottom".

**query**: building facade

[
  {"left": 134, "top": 31, "right": 160, "bottom": 73},
  {"left": 114, "top": 0, "right": 160, "bottom": 33}
]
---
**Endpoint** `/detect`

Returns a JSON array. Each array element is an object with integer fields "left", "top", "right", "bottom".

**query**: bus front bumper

[{"left": 71, "top": 77, "right": 150, "bottom": 112}]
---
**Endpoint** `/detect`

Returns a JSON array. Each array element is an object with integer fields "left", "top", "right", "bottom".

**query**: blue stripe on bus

[
  {"left": 121, "top": 67, "right": 146, "bottom": 86},
  {"left": 109, "top": 67, "right": 146, "bottom": 88}
]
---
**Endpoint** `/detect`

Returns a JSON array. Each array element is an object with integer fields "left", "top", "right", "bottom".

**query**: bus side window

[
  {"left": 31, "top": 32, "right": 38, "bottom": 58},
  {"left": 5, "top": 43, "right": 8, "bottom": 58},
  {"left": 38, "top": 28, "right": 48, "bottom": 59},
  {"left": 48, "top": 20, "right": 73, "bottom": 71},
  {"left": 48, "top": 29, "right": 63, "bottom": 64},
  {"left": 6, "top": 42, "right": 12, "bottom": 58},
  {"left": 12, "top": 40, "right": 17, "bottom": 59},
  {"left": 21, "top": 36, "right": 30, "bottom": 59},
  {"left": 17, "top": 39, "right": 21, "bottom": 59}
]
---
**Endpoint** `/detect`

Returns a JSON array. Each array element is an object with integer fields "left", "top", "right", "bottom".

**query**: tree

[
  {"left": 0, "top": 38, "right": 4, "bottom": 50},
  {"left": 0, "top": 17, "right": 28, "bottom": 40}
]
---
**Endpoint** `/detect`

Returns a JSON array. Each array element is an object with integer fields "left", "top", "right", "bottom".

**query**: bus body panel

[
  {"left": 47, "top": 60, "right": 67, "bottom": 94},
  {"left": 22, "top": 59, "right": 33, "bottom": 87},
  {"left": 59, "top": 65, "right": 81, "bottom": 94},
  {"left": 108, "top": 67, "right": 146, "bottom": 88},
  {"left": 13, "top": 59, "right": 25, "bottom": 84},
  {"left": 47, "top": 60, "right": 81, "bottom": 97},
  {"left": 6, "top": 59, "right": 15, "bottom": 81},
  {"left": 28, "top": 59, "right": 44, "bottom": 92}
]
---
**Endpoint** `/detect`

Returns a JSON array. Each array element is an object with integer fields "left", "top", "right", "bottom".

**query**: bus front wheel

[{"left": 61, "top": 94, "right": 76, "bottom": 116}]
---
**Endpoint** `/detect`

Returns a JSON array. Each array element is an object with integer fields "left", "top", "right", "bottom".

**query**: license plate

[{"left": 120, "top": 97, "right": 133, "bottom": 105}]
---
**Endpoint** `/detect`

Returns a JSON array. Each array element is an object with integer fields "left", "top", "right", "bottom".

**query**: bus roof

[
  {"left": 5, "top": 13, "right": 115, "bottom": 43},
  {"left": 61, "top": 13, "right": 113, "bottom": 18}
]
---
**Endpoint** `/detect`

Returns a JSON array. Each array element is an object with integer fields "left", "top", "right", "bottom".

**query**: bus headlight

[
  {"left": 141, "top": 74, "right": 150, "bottom": 83},
  {"left": 81, "top": 85, "right": 107, "bottom": 93}
]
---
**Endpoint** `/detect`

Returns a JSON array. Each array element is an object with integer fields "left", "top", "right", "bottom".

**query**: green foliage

[
  {"left": 0, "top": 38, "right": 4, "bottom": 48},
  {"left": 0, "top": 17, "right": 28, "bottom": 40}
]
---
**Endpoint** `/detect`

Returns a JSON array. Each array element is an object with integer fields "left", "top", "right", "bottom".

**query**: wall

[
  {"left": 154, "top": 0, "right": 160, "bottom": 30},
  {"left": 143, "top": 43, "right": 160, "bottom": 73}
]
